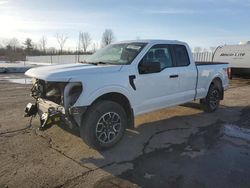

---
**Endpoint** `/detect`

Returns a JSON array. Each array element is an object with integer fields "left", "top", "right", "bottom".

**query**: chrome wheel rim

[
  {"left": 96, "top": 112, "right": 121, "bottom": 144},
  {"left": 209, "top": 89, "right": 219, "bottom": 110}
]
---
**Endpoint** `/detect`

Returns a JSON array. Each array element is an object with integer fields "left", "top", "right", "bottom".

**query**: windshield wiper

[
  {"left": 95, "top": 61, "right": 110, "bottom": 65},
  {"left": 88, "top": 62, "right": 98, "bottom": 65},
  {"left": 83, "top": 61, "right": 115, "bottom": 65},
  {"left": 81, "top": 62, "right": 99, "bottom": 65}
]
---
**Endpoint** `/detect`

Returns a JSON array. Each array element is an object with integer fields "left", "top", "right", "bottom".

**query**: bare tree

[
  {"left": 33, "top": 43, "right": 39, "bottom": 51},
  {"left": 80, "top": 32, "right": 91, "bottom": 53},
  {"left": 4, "top": 38, "right": 20, "bottom": 50},
  {"left": 2, "top": 38, "right": 22, "bottom": 62},
  {"left": 102, "top": 29, "right": 115, "bottom": 46},
  {"left": 39, "top": 36, "right": 47, "bottom": 53},
  {"left": 77, "top": 32, "right": 81, "bottom": 53},
  {"left": 91, "top": 42, "right": 99, "bottom": 53},
  {"left": 56, "top": 34, "right": 68, "bottom": 53},
  {"left": 193, "top": 47, "right": 202, "bottom": 53}
]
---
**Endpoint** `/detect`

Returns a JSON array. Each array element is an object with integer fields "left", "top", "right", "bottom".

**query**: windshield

[{"left": 86, "top": 42, "right": 147, "bottom": 65}]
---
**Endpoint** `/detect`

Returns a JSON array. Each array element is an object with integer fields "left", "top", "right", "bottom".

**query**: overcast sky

[{"left": 0, "top": 0, "right": 250, "bottom": 50}]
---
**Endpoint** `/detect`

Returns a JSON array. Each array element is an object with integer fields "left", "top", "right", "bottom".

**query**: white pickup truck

[{"left": 25, "top": 40, "right": 230, "bottom": 150}]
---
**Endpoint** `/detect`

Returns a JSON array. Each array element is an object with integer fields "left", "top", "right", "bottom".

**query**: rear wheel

[
  {"left": 200, "top": 84, "right": 221, "bottom": 112},
  {"left": 80, "top": 100, "right": 127, "bottom": 150}
]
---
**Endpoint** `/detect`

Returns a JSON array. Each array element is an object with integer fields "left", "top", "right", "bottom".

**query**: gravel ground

[{"left": 0, "top": 74, "right": 250, "bottom": 188}]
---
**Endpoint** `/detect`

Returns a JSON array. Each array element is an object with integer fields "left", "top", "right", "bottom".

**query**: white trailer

[{"left": 213, "top": 41, "right": 250, "bottom": 75}]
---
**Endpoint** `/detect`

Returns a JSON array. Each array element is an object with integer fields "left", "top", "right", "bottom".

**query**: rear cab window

[{"left": 172, "top": 45, "right": 190, "bottom": 67}]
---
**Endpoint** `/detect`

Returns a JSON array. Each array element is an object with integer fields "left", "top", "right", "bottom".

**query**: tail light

[{"left": 227, "top": 67, "right": 232, "bottom": 80}]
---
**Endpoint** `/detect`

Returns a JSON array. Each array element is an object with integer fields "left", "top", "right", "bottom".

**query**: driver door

[{"left": 133, "top": 44, "right": 181, "bottom": 115}]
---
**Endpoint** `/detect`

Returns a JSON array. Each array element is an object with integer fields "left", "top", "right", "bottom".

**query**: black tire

[
  {"left": 200, "top": 84, "right": 221, "bottom": 113},
  {"left": 80, "top": 100, "right": 127, "bottom": 150}
]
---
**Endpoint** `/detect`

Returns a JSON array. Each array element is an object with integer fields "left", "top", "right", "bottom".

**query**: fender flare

[{"left": 75, "top": 85, "right": 132, "bottom": 107}]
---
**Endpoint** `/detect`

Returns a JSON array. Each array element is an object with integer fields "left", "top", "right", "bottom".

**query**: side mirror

[{"left": 139, "top": 61, "right": 161, "bottom": 74}]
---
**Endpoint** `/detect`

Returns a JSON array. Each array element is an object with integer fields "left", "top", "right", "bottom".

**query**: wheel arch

[
  {"left": 91, "top": 92, "right": 134, "bottom": 128},
  {"left": 209, "top": 77, "right": 224, "bottom": 100}
]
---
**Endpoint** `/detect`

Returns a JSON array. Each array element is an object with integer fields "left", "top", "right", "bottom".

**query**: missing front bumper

[{"left": 24, "top": 99, "right": 86, "bottom": 130}]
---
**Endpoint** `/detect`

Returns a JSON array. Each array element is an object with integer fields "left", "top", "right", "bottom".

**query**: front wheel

[
  {"left": 80, "top": 100, "right": 127, "bottom": 150},
  {"left": 200, "top": 84, "right": 220, "bottom": 113}
]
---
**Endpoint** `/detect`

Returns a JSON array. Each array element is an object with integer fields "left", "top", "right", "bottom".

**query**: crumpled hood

[{"left": 25, "top": 63, "right": 123, "bottom": 82}]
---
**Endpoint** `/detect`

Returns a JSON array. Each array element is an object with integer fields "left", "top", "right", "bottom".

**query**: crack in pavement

[
  {"left": 111, "top": 128, "right": 194, "bottom": 168},
  {"left": 33, "top": 128, "right": 138, "bottom": 187},
  {"left": 33, "top": 130, "right": 93, "bottom": 171},
  {"left": 33, "top": 129, "right": 117, "bottom": 187},
  {"left": 51, "top": 127, "right": 191, "bottom": 187},
  {"left": 2, "top": 121, "right": 186, "bottom": 187},
  {"left": 53, "top": 162, "right": 115, "bottom": 188},
  {"left": 118, "top": 118, "right": 250, "bottom": 187},
  {"left": 0, "top": 117, "right": 33, "bottom": 137},
  {"left": 6, "top": 117, "right": 248, "bottom": 187},
  {"left": 142, "top": 127, "right": 190, "bottom": 154}
]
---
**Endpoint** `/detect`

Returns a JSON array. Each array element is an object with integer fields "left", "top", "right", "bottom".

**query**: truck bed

[{"left": 194, "top": 61, "right": 229, "bottom": 101}]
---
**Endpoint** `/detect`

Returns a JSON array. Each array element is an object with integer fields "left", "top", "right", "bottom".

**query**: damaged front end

[{"left": 25, "top": 79, "right": 85, "bottom": 130}]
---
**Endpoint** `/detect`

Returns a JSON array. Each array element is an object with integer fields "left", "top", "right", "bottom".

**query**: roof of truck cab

[{"left": 116, "top": 39, "right": 187, "bottom": 45}]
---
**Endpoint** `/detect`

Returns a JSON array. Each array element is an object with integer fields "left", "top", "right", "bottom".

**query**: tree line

[
  {"left": 0, "top": 27, "right": 217, "bottom": 62},
  {"left": 0, "top": 29, "right": 115, "bottom": 62}
]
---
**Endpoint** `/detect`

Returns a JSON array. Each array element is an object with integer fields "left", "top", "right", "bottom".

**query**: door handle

[{"left": 169, "top": 74, "right": 178, "bottom": 78}]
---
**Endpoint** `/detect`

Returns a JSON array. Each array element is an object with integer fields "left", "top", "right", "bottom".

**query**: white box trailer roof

[{"left": 213, "top": 42, "right": 250, "bottom": 68}]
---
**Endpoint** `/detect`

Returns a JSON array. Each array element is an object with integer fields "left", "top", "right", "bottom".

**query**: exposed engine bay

[{"left": 25, "top": 79, "right": 84, "bottom": 130}]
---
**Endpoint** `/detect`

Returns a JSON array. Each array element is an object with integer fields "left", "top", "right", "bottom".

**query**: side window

[
  {"left": 173, "top": 45, "right": 190, "bottom": 66},
  {"left": 139, "top": 44, "right": 173, "bottom": 73}
]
